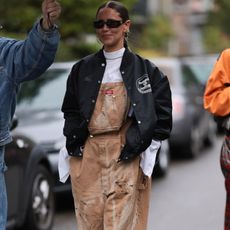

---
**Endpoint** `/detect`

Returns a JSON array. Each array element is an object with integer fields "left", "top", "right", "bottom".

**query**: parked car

[
  {"left": 180, "top": 54, "right": 218, "bottom": 86},
  {"left": 180, "top": 54, "right": 224, "bottom": 133},
  {"left": 150, "top": 57, "right": 216, "bottom": 158},
  {"left": 6, "top": 60, "right": 170, "bottom": 228},
  {"left": 5, "top": 62, "right": 75, "bottom": 230},
  {"left": 153, "top": 139, "right": 170, "bottom": 177},
  {"left": 5, "top": 117, "right": 55, "bottom": 230}
]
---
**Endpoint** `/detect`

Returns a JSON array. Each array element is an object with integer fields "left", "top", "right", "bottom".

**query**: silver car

[{"left": 150, "top": 57, "right": 216, "bottom": 158}]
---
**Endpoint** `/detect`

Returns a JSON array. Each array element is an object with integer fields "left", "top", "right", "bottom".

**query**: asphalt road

[{"left": 53, "top": 135, "right": 226, "bottom": 230}]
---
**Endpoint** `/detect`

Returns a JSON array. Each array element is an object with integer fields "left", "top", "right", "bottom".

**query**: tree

[
  {"left": 0, "top": 0, "right": 137, "bottom": 59},
  {"left": 203, "top": 0, "right": 230, "bottom": 53},
  {"left": 0, "top": 0, "right": 136, "bottom": 37},
  {"left": 210, "top": 0, "right": 230, "bottom": 35},
  {"left": 139, "top": 15, "right": 174, "bottom": 55}
]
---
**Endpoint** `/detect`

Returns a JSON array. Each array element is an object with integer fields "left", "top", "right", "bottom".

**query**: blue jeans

[{"left": 0, "top": 145, "right": 7, "bottom": 230}]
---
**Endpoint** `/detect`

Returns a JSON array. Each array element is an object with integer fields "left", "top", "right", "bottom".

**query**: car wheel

[
  {"left": 153, "top": 140, "right": 170, "bottom": 177},
  {"left": 203, "top": 117, "right": 216, "bottom": 147},
  {"left": 24, "top": 165, "right": 55, "bottom": 230},
  {"left": 185, "top": 125, "right": 201, "bottom": 158}
]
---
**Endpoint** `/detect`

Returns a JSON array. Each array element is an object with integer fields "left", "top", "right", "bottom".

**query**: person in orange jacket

[{"left": 204, "top": 49, "right": 230, "bottom": 230}]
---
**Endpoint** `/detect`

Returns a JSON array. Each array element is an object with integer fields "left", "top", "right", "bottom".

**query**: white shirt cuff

[
  {"left": 140, "top": 140, "right": 161, "bottom": 177},
  {"left": 58, "top": 146, "right": 70, "bottom": 183}
]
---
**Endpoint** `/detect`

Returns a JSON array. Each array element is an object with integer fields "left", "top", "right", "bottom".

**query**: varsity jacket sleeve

[
  {"left": 150, "top": 66, "right": 172, "bottom": 141},
  {"left": 119, "top": 63, "right": 172, "bottom": 162},
  {"left": 61, "top": 63, "right": 89, "bottom": 156},
  {"left": 204, "top": 49, "right": 230, "bottom": 116}
]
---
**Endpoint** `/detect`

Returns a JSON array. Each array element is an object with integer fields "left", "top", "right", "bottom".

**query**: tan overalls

[{"left": 69, "top": 82, "right": 151, "bottom": 230}]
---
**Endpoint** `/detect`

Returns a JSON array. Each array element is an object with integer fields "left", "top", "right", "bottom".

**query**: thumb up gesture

[{"left": 42, "top": 0, "right": 61, "bottom": 30}]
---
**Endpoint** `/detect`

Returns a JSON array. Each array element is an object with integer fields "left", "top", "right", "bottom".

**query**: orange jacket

[{"left": 204, "top": 49, "right": 230, "bottom": 116}]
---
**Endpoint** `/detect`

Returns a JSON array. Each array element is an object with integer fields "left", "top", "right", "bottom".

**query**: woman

[
  {"left": 61, "top": 1, "right": 172, "bottom": 229},
  {"left": 204, "top": 49, "right": 230, "bottom": 230}
]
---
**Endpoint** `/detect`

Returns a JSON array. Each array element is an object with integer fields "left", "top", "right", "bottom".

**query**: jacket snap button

[
  {"left": 138, "top": 121, "right": 141, "bottom": 124},
  {"left": 101, "top": 63, "right": 105, "bottom": 67}
]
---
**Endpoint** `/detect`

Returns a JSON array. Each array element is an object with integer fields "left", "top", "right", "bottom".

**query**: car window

[
  {"left": 181, "top": 65, "right": 201, "bottom": 88},
  {"left": 155, "top": 62, "right": 183, "bottom": 92},
  {"left": 183, "top": 62, "right": 214, "bottom": 85},
  {"left": 181, "top": 55, "right": 217, "bottom": 85},
  {"left": 157, "top": 66, "right": 174, "bottom": 85},
  {"left": 17, "top": 68, "right": 70, "bottom": 111}
]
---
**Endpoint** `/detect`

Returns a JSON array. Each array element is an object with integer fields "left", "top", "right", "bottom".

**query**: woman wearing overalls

[{"left": 61, "top": 1, "right": 172, "bottom": 229}]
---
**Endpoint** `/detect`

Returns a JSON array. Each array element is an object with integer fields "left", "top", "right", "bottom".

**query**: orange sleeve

[{"left": 203, "top": 49, "right": 230, "bottom": 116}]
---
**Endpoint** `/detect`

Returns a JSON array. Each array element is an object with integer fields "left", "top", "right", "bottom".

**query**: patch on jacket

[{"left": 136, "top": 74, "right": 152, "bottom": 94}]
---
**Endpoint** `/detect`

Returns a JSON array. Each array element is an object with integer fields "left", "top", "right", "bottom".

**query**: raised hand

[{"left": 42, "top": 0, "right": 61, "bottom": 30}]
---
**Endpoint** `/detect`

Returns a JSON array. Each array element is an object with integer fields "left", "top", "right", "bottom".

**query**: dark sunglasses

[{"left": 93, "top": 19, "right": 123, "bottom": 29}]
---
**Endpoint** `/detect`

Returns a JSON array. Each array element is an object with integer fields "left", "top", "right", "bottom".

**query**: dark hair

[
  {"left": 95, "top": 1, "right": 130, "bottom": 48},
  {"left": 95, "top": 1, "right": 129, "bottom": 22}
]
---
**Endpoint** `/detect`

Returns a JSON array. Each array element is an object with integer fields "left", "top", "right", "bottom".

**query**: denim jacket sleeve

[{"left": 0, "top": 19, "right": 60, "bottom": 84}]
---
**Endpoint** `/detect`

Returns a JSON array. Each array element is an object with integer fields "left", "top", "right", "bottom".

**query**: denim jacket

[{"left": 0, "top": 20, "right": 60, "bottom": 146}]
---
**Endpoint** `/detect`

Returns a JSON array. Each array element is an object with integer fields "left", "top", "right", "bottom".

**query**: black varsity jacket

[{"left": 61, "top": 48, "right": 172, "bottom": 157}]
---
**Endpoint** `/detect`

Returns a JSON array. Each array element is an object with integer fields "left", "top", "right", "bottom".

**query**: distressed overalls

[{"left": 70, "top": 82, "right": 151, "bottom": 230}]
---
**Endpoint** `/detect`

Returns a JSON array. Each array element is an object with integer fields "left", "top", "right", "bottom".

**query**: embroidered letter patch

[{"left": 136, "top": 74, "right": 152, "bottom": 94}]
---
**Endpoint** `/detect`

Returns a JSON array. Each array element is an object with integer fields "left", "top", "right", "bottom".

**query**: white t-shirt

[{"left": 102, "top": 48, "right": 124, "bottom": 83}]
